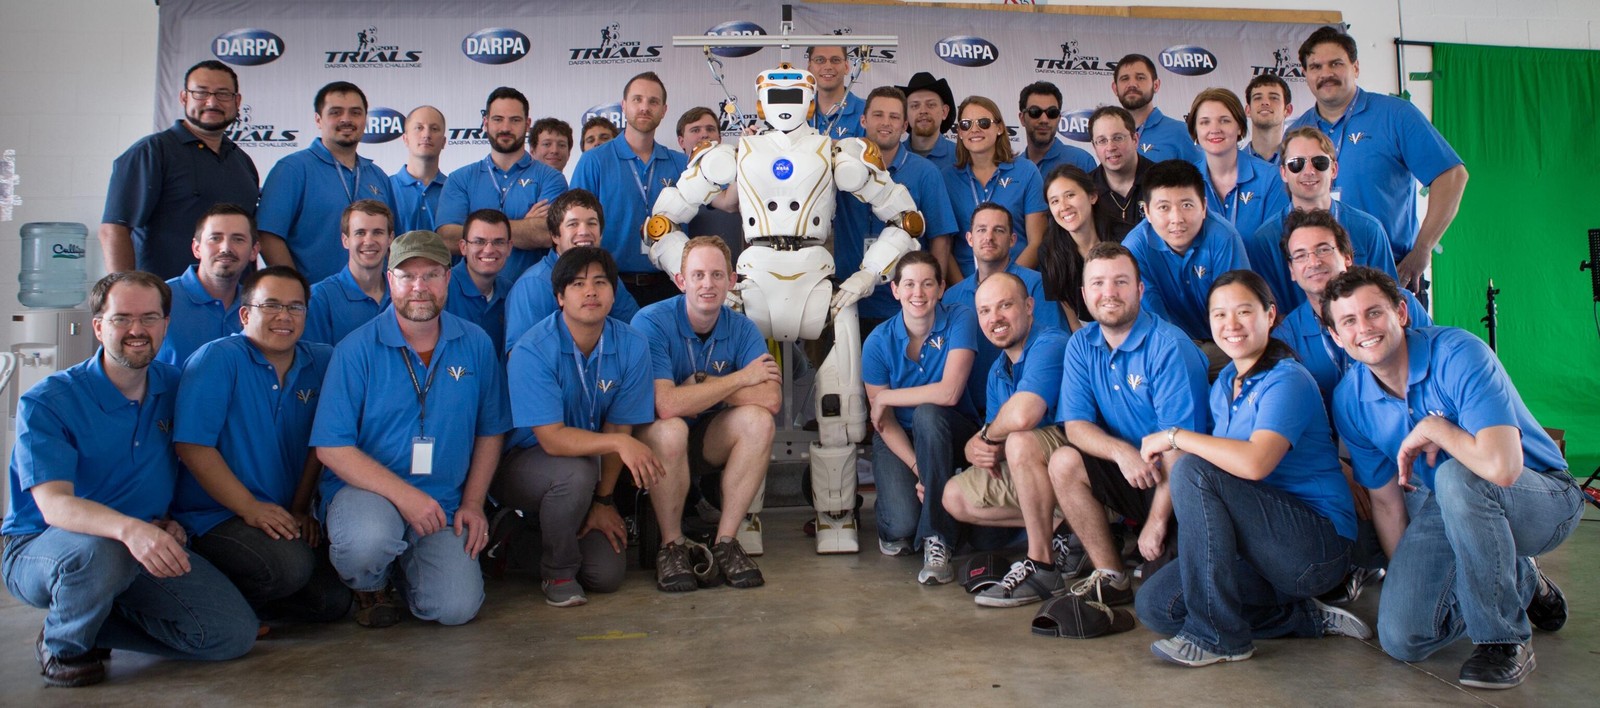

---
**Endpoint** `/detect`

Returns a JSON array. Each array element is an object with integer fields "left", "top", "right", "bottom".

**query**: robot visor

[{"left": 767, "top": 88, "right": 806, "bottom": 105}]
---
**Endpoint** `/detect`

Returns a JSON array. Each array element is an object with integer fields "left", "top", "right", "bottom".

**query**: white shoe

[
  {"left": 737, "top": 514, "right": 764, "bottom": 556},
  {"left": 815, "top": 511, "right": 859, "bottom": 554},
  {"left": 917, "top": 537, "right": 954, "bottom": 585}
]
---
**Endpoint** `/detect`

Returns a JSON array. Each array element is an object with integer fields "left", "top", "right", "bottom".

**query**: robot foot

[
  {"left": 815, "top": 511, "right": 859, "bottom": 555},
  {"left": 737, "top": 514, "right": 764, "bottom": 557}
]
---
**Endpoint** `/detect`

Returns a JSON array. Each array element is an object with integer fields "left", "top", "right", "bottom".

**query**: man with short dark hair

[
  {"left": 391, "top": 106, "right": 447, "bottom": 234},
  {"left": 101, "top": 60, "right": 260, "bottom": 279},
  {"left": 504, "top": 189, "right": 642, "bottom": 349},
  {"left": 673, "top": 107, "right": 743, "bottom": 261},
  {"left": 444, "top": 209, "right": 515, "bottom": 353},
  {"left": 4, "top": 272, "right": 257, "bottom": 687},
  {"left": 157, "top": 203, "right": 260, "bottom": 366},
  {"left": 1243, "top": 75, "right": 1293, "bottom": 164},
  {"left": 899, "top": 71, "right": 957, "bottom": 170},
  {"left": 304, "top": 200, "right": 393, "bottom": 346},
  {"left": 1088, "top": 106, "right": 1152, "bottom": 242},
  {"left": 530, "top": 117, "right": 574, "bottom": 172},
  {"left": 806, "top": 45, "right": 866, "bottom": 140},
  {"left": 580, "top": 116, "right": 618, "bottom": 152},
  {"left": 1111, "top": 54, "right": 1201, "bottom": 164},
  {"left": 1018, "top": 81, "right": 1095, "bottom": 175},
  {"left": 258, "top": 81, "right": 397, "bottom": 283}
]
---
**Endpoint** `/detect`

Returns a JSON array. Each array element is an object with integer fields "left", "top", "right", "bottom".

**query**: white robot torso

[{"left": 735, "top": 128, "right": 836, "bottom": 246}]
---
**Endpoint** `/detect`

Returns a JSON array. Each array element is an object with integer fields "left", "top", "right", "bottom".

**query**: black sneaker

[
  {"left": 1459, "top": 642, "right": 1536, "bottom": 690},
  {"left": 1319, "top": 566, "right": 1386, "bottom": 607},
  {"left": 1052, "top": 529, "right": 1123, "bottom": 580},
  {"left": 656, "top": 540, "right": 698, "bottom": 592},
  {"left": 1526, "top": 561, "right": 1567, "bottom": 632},
  {"left": 35, "top": 628, "right": 106, "bottom": 688},
  {"left": 353, "top": 588, "right": 401, "bottom": 628},
  {"left": 712, "top": 538, "right": 765, "bottom": 588}
]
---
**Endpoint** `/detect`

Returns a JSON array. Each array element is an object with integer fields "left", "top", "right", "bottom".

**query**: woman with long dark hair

[{"left": 1036, "top": 164, "right": 1110, "bottom": 331}]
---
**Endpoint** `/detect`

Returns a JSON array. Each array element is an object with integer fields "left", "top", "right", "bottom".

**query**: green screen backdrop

[{"left": 1431, "top": 42, "right": 1600, "bottom": 479}]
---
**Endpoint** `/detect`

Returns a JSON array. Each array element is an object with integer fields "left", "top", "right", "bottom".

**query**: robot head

[{"left": 755, "top": 64, "right": 816, "bottom": 133}]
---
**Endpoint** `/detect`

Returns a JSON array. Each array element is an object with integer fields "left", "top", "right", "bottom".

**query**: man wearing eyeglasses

[
  {"left": 304, "top": 200, "right": 394, "bottom": 346},
  {"left": 1018, "top": 81, "right": 1095, "bottom": 176},
  {"left": 313, "top": 230, "right": 510, "bottom": 628},
  {"left": 156, "top": 203, "right": 260, "bottom": 367},
  {"left": 806, "top": 46, "right": 866, "bottom": 140},
  {"left": 443, "top": 209, "right": 515, "bottom": 354},
  {"left": 1247, "top": 126, "right": 1400, "bottom": 313},
  {"left": 171, "top": 266, "right": 352, "bottom": 629},
  {"left": 1088, "top": 106, "right": 1153, "bottom": 242},
  {"left": 100, "top": 60, "right": 260, "bottom": 280}
]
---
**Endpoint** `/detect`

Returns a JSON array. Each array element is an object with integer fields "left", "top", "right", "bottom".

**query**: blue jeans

[
  {"left": 873, "top": 403, "right": 977, "bottom": 548},
  {"left": 1377, "top": 461, "right": 1584, "bottom": 661},
  {"left": 2, "top": 528, "right": 257, "bottom": 661},
  {"left": 1137, "top": 455, "right": 1352, "bottom": 656},
  {"left": 326, "top": 487, "right": 484, "bottom": 626},
  {"left": 190, "top": 516, "right": 352, "bottom": 623}
]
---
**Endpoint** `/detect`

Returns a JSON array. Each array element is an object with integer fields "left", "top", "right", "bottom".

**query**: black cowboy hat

[{"left": 897, "top": 71, "right": 956, "bottom": 134}]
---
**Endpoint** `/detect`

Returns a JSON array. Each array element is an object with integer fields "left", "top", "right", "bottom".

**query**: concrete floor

[{"left": 2, "top": 501, "right": 1596, "bottom": 706}]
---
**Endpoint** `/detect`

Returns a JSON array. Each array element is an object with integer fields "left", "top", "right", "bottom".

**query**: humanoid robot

[{"left": 644, "top": 64, "right": 923, "bottom": 554}]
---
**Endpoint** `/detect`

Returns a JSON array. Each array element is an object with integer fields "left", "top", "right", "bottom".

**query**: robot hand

[
  {"left": 725, "top": 280, "right": 746, "bottom": 312},
  {"left": 830, "top": 269, "right": 878, "bottom": 317}
]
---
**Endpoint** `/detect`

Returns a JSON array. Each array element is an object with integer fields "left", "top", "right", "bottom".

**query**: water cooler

[{"left": 2, "top": 310, "right": 95, "bottom": 511}]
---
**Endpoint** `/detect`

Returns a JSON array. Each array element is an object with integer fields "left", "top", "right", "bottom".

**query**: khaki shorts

[{"left": 951, "top": 426, "right": 1069, "bottom": 510}]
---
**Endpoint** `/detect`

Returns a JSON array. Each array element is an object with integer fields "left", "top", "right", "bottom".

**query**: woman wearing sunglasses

[
  {"left": 1133, "top": 269, "right": 1369, "bottom": 667},
  {"left": 1186, "top": 88, "right": 1288, "bottom": 243},
  {"left": 942, "top": 96, "right": 1047, "bottom": 280},
  {"left": 1036, "top": 164, "right": 1110, "bottom": 331}
]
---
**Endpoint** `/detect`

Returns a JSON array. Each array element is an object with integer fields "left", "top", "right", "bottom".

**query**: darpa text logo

[
  {"left": 213, "top": 29, "right": 284, "bottom": 66},
  {"left": 325, "top": 26, "right": 423, "bottom": 69},
  {"left": 1035, "top": 39, "right": 1116, "bottom": 76},
  {"left": 1160, "top": 45, "right": 1218, "bottom": 76},
  {"left": 583, "top": 103, "right": 626, "bottom": 131},
  {"left": 936, "top": 35, "right": 998, "bottom": 68},
  {"left": 1058, "top": 108, "right": 1094, "bottom": 143},
  {"left": 226, "top": 104, "right": 300, "bottom": 148},
  {"left": 705, "top": 21, "right": 767, "bottom": 58},
  {"left": 1251, "top": 46, "right": 1306, "bottom": 80},
  {"left": 362, "top": 107, "right": 405, "bottom": 144},
  {"left": 569, "top": 23, "right": 662, "bottom": 65},
  {"left": 463, "top": 28, "right": 530, "bottom": 65}
]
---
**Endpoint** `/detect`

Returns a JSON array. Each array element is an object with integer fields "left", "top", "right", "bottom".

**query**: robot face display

[{"left": 756, "top": 67, "right": 816, "bottom": 133}]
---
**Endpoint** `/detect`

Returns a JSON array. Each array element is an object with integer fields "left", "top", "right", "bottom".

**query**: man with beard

[
  {"left": 437, "top": 88, "right": 568, "bottom": 279},
  {"left": 899, "top": 71, "right": 957, "bottom": 171},
  {"left": 3, "top": 272, "right": 257, "bottom": 687},
  {"left": 258, "top": 81, "right": 397, "bottom": 283},
  {"left": 303, "top": 200, "right": 394, "bottom": 346},
  {"left": 571, "top": 72, "right": 689, "bottom": 306},
  {"left": 504, "top": 189, "right": 643, "bottom": 349},
  {"left": 1111, "top": 54, "right": 1202, "bottom": 164},
  {"left": 1019, "top": 81, "right": 1096, "bottom": 175},
  {"left": 100, "top": 60, "right": 260, "bottom": 279},
  {"left": 1242, "top": 75, "right": 1293, "bottom": 164},
  {"left": 390, "top": 106, "right": 447, "bottom": 234},
  {"left": 157, "top": 204, "right": 260, "bottom": 366},
  {"left": 1088, "top": 106, "right": 1153, "bottom": 242},
  {"left": 312, "top": 230, "right": 510, "bottom": 628},
  {"left": 806, "top": 45, "right": 866, "bottom": 140}
]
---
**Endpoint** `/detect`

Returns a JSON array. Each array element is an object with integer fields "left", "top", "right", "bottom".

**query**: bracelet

[
  {"left": 978, "top": 425, "right": 1001, "bottom": 446},
  {"left": 592, "top": 494, "right": 615, "bottom": 507},
  {"left": 1166, "top": 427, "right": 1182, "bottom": 452}
]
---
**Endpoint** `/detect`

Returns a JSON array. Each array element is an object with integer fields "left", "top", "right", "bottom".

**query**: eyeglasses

[
  {"left": 1285, "top": 155, "right": 1333, "bottom": 174},
  {"left": 97, "top": 314, "right": 166, "bottom": 329},
  {"left": 463, "top": 238, "right": 511, "bottom": 249},
  {"left": 390, "top": 270, "right": 447, "bottom": 288},
  {"left": 1289, "top": 244, "right": 1340, "bottom": 264},
  {"left": 1023, "top": 106, "right": 1061, "bottom": 120},
  {"left": 246, "top": 302, "right": 309, "bottom": 317},
  {"left": 185, "top": 89, "right": 238, "bottom": 102},
  {"left": 958, "top": 118, "right": 994, "bottom": 132},
  {"left": 1092, "top": 134, "right": 1132, "bottom": 147}
]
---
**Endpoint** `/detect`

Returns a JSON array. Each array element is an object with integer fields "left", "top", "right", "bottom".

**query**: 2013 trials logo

[
  {"left": 717, "top": 98, "right": 759, "bottom": 137},
  {"left": 705, "top": 21, "right": 766, "bottom": 58},
  {"left": 325, "top": 26, "right": 423, "bottom": 68},
  {"left": 1250, "top": 46, "right": 1305, "bottom": 80},
  {"left": 569, "top": 23, "right": 662, "bottom": 65},
  {"left": 1159, "top": 45, "right": 1217, "bottom": 76},
  {"left": 362, "top": 107, "right": 405, "bottom": 144},
  {"left": 830, "top": 28, "right": 896, "bottom": 64},
  {"left": 463, "top": 28, "right": 530, "bottom": 65},
  {"left": 935, "top": 36, "right": 998, "bottom": 68},
  {"left": 226, "top": 104, "right": 299, "bottom": 148},
  {"left": 213, "top": 28, "right": 284, "bottom": 66},
  {"left": 447, "top": 117, "right": 489, "bottom": 146},
  {"left": 1035, "top": 39, "right": 1116, "bottom": 76}
]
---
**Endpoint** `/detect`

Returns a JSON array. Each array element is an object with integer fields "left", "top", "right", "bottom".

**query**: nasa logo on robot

[
  {"left": 583, "top": 103, "right": 627, "bottom": 132},
  {"left": 936, "top": 36, "right": 999, "bottom": 68},
  {"left": 325, "top": 25, "right": 423, "bottom": 69},
  {"left": 1160, "top": 44, "right": 1218, "bottom": 76},
  {"left": 1058, "top": 108, "right": 1095, "bottom": 143},
  {"left": 226, "top": 104, "right": 300, "bottom": 148},
  {"left": 463, "top": 28, "right": 531, "bottom": 65},
  {"left": 772, "top": 158, "right": 794, "bottom": 181},
  {"left": 705, "top": 21, "right": 767, "bottom": 58},
  {"left": 213, "top": 28, "right": 284, "bottom": 66},
  {"left": 362, "top": 107, "right": 405, "bottom": 144}
]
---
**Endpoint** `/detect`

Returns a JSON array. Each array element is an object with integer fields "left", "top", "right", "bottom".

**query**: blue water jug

[{"left": 19, "top": 222, "right": 89, "bottom": 309}]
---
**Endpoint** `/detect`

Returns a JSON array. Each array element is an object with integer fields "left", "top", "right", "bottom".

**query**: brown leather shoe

[
  {"left": 353, "top": 589, "right": 400, "bottom": 628},
  {"left": 36, "top": 628, "right": 107, "bottom": 687}
]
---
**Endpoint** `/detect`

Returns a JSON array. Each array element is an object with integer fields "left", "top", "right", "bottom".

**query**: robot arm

[
  {"left": 643, "top": 140, "right": 739, "bottom": 276},
  {"left": 829, "top": 138, "right": 924, "bottom": 314}
]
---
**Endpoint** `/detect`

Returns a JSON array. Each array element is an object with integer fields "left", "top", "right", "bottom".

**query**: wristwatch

[
  {"left": 592, "top": 494, "right": 615, "bottom": 507},
  {"left": 1166, "top": 427, "right": 1182, "bottom": 452},
  {"left": 978, "top": 425, "right": 1001, "bottom": 446}
]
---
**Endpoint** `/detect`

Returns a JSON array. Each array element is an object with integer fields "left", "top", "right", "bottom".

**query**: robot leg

[
  {"left": 809, "top": 301, "right": 869, "bottom": 554},
  {"left": 737, "top": 478, "right": 767, "bottom": 556}
]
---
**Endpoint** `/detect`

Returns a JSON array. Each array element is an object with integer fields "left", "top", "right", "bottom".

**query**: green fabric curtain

[{"left": 1431, "top": 42, "right": 1600, "bottom": 478}]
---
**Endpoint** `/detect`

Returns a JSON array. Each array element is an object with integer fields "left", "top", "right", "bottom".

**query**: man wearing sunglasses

[{"left": 1019, "top": 82, "right": 1096, "bottom": 176}]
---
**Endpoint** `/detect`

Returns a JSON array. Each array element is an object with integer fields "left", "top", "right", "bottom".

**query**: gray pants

[{"left": 493, "top": 446, "right": 625, "bottom": 592}]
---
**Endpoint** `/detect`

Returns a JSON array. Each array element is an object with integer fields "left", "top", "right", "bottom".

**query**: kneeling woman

[{"left": 1135, "top": 270, "right": 1368, "bottom": 667}]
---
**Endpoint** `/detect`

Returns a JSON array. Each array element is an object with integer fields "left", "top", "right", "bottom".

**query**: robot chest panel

[{"left": 737, "top": 135, "right": 835, "bottom": 239}]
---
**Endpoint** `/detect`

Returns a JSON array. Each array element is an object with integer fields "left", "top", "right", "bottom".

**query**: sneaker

[
  {"left": 694, "top": 497, "right": 722, "bottom": 523},
  {"left": 879, "top": 537, "right": 913, "bottom": 557},
  {"left": 1526, "top": 560, "right": 1567, "bottom": 632},
  {"left": 1053, "top": 531, "right": 1123, "bottom": 580},
  {"left": 975, "top": 559, "right": 1064, "bottom": 608},
  {"left": 1313, "top": 599, "right": 1373, "bottom": 639},
  {"left": 1069, "top": 569, "right": 1134, "bottom": 606},
  {"left": 1318, "top": 566, "right": 1386, "bottom": 606},
  {"left": 713, "top": 538, "right": 765, "bottom": 588},
  {"left": 35, "top": 628, "right": 106, "bottom": 688},
  {"left": 353, "top": 588, "right": 401, "bottom": 628},
  {"left": 1150, "top": 636, "right": 1254, "bottom": 667},
  {"left": 1459, "top": 642, "right": 1536, "bottom": 690},
  {"left": 541, "top": 579, "right": 589, "bottom": 608},
  {"left": 655, "top": 540, "right": 698, "bottom": 593},
  {"left": 917, "top": 536, "right": 954, "bottom": 585},
  {"left": 737, "top": 514, "right": 764, "bottom": 556}
]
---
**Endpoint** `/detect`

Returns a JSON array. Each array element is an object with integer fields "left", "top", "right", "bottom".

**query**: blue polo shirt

[
  {"left": 157, "top": 265, "right": 242, "bottom": 367},
  {"left": 1288, "top": 89, "right": 1463, "bottom": 260},
  {"left": 1333, "top": 327, "right": 1566, "bottom": 492},
  {"left": 506, "top": 314, "right": 655, "bottom": 449},
  {"left": 1122, "top": 213, "right": 1250, "bottom": 341},
  {"left": 1194, "top": 152, "right": 1289, "bottom": 246},
  {"left": 944, "top": 159, "right": 1048, "bottom": 277},
  {"left": 570, "top": 138, "right": 689, "bottom": 274},
  {"left": 632, "top": 296, "right": 769, "bottom": 424},
  {"left": 102, "top": 121, "right": 261, "bottom": 280},
  {"left": 833, "top": 147, "right": 959, "bottom": 319},
  {"left": 985, "top": 326, "right": 1070, "bottom": 425},
  {"left": 1030, "top": 139, "right": 1097, "bottom": 176},
  {"left": 304, "top": 266, "right": 388, "bottom": 346},
  {"left": 1274, "top": 288, "right": 1431, "bottom": 403},
  {"left": 811, "top": 91, "right": 866, "bottom": 140},
  {"left": 905, "top": 136, "right": 958, "bottom": 172},
  {"left": 945, "top": 264, "right": 1068, "bottom": 412},
  {"left": 1247, "top": 201, "right": 1397, "bottom": 312},
  {"left": 311, "top": 310, "right": 511, "bottom": 520},
  {"left": 1242, "top": 142, "right": 1279, "bottom": 165},
  {"left": 861, "top": 302, "right": 980, "bottom": 430},
  {"left": 436, "top": 153, "right": 568, "bottom": 278},
  {"left": 443, "top": 260, "right": 513, "bottom": 355},
  {"left": 1211, "top": 358, "right": 1356, "bottom": 539},
  {"left": 257, "top": 138, "right": 396, "bottom": 283},
  {"left": 390, "top": 167, "right": 446, "bottom": 234},
  {"left": 503, "top": 250, "right": 641, "bottom": 352},
  {"left": 1061, "top": 309, "right": 1209, "bottom": 441},
  {"left": 1134, "top": 108, "right": 1203, "bottom": 164},
  {"left": 3, "top": 355, "right": 181, "bottom": 537},
  {"left": 171, "top": 336, "right": 333, "bottom": 536}
]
